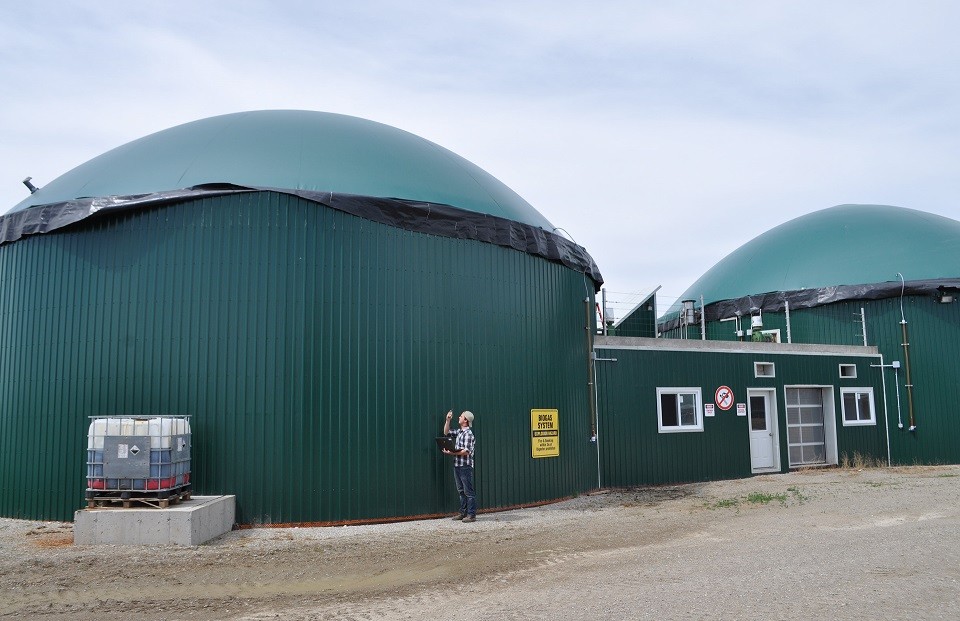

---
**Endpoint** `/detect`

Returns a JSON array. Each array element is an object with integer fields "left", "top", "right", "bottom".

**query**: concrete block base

[{"left": 74, "top": 495, "right": 235, "bottom": 546}]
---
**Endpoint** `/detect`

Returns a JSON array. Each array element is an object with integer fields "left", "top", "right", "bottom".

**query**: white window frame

[
  {"left": 754, "top": 361, "right": 776, "bottom": 378},
  {"left": 757, "top": 329, "right": 781, "bottom": 343},
  {"left": 840, "top": 387, "right": 876, "bottom": 426},
  {"left": 839, "top": 364, "right": 857, "bottom": 379},
  {"left": 656, "top": 387, "right": 704, "bottom": 433}
]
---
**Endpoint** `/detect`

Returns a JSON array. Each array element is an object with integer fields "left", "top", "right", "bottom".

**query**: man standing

[{"left": 442, "top": 409, "right": 477, "bottom": 522}]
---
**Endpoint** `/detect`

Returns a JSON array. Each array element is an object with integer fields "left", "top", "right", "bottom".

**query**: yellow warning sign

[{"left": 531, "top": 409, "right": 559, "bottom": 458}]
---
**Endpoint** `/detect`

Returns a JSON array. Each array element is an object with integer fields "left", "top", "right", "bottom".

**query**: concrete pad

[{"left": 74, "top": 495, "right": 235, "bottom": 546}]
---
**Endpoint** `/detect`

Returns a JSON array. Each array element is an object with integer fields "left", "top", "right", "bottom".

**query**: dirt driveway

[{"left": 2, "top": 465, "right": 959, "bottom": 620}]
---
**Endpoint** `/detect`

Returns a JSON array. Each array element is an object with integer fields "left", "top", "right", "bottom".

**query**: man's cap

[{"left": 462, "top": 411, "right": 475, "bottom": 424}]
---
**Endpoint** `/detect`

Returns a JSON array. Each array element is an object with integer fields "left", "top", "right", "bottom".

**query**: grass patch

[
  {"left": 787, "top": 486, "right": 809, "bottom": 502},
  {"left": 712, "top": 498, "right": 739, "bottom": 509},
  {"left": 708, "top": 489, "right": 805, "bottom": 510},
  {"left": 746, "top": 492, "right": 788, "bottom": 505},
  {"left": 839, "top": 451, "right": 885, "bottom": 470},
  {"left": 937, "top": 473, "right": 959, "bottom": 478}
]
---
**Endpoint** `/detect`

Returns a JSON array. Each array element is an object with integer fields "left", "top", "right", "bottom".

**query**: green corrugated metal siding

[
  {"left": 0, "top": 191, "right": 596, "bottom": 523},
  {"left": 596, "top": 344, "right": 885, "bottom": 487},
  {"left": 610, "top": 305, "right": 656, "bottom": 338},
  {"left": 797, "top": 297, "right": 960, "bottom": 466},
  {"left": 685, "top": 295, "right": 960, "bottom": 466}
]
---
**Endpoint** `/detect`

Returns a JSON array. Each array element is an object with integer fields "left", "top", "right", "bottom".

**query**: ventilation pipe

[
  {"left": 600, "top": 288, "right": 607, "bottom": 336},
  {"left": 896, "top": 273, "right": 917, "bottom": 431},
  {"left": 700, "top": 295, "right": 706, "bottom": 340},
  {"left": 784, "top": 300, "right": 792, "bottom": 343}
]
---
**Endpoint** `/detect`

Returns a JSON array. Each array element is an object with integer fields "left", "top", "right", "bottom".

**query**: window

[
  {"left": 657, "top": 388, "right": 703, "bottom": 433},
  {"left": 754, "top": 328, "right": 780, "bottom": 343},
  {"left": 839, "top": 364, "right": 857, "bottom": 378},
  {"left": 841, "top": 388, "right": 875, "bottom": 426},
  {"left": 754, "top": 362, "right": 775, "bottom": 378}
]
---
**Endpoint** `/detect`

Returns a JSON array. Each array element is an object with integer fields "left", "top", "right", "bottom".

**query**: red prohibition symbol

[{"left": 715, "top": 385, "right": 734, "bottom": 411}]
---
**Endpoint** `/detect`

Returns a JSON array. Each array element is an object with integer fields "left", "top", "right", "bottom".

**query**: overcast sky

[{"left": 2, "top": 2, "right": 958, "bottom": 318}]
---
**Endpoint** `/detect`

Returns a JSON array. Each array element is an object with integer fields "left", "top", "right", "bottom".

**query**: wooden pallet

[{"left": 86, "top": 487, "right": 192, "bottom": 509}]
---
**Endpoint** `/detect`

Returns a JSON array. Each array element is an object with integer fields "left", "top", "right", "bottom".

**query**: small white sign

[
  {"left": 736, "top": 403, "right": 747, "bottom": 417},
  {"left": 117, "top": 443, "right": 129, "bottom": 459},
  {"left": 705, "top": 403, "right": 715, "bottom": 417}
]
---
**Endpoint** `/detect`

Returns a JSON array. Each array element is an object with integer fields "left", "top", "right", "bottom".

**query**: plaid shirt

[{"left": 450, "top": 426, "right": 475, "bottom": 468}]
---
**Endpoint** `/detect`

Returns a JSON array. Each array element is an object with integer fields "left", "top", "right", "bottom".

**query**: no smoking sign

[{"left": 715, "top": 385, "right": 734, "bottom": 411}]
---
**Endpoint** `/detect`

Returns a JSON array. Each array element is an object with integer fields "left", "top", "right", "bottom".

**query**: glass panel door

[{"left": 786, "top": 388, "right": 826, "bottom": 466}]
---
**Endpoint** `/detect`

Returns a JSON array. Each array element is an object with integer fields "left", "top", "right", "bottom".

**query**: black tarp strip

[
  {"left": 1, "top": 184, "right": 604, "bottom": 290},
  {"left": 658, "top": 279, "right": 960, "bottom": 332}
]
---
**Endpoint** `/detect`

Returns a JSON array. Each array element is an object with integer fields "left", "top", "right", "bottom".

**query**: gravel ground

[{"left": 2, "top": 465, "right": 959, "bottom": 620}]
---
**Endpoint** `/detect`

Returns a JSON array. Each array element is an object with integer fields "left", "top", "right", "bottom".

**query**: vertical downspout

[
  {"left": 864, "top": 311, "right": 890, "bottom": 465},
  {"left": 893, "top": 366, "right": 903, "bottom": 429},
  {"left": 870, "top": 356, "right": 895, "bottom": 466},
  {"left": 585, "top": 298, "right": 599, "bottom": 488},
  {"left": 592, "top": 354, "right": 602, "bottom": 490},
  {"left": 878, "top": 356, "right": 892, "bottom": 466},
  {"left": 869, "top": 297, "right": 893, "bottom": 462}
]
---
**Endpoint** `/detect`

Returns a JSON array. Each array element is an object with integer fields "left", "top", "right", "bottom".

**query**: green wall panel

[
  {"left": 674, "top": 295, "right": 960, "bottom": 466},
  {"left": 596, "top": 344, "right": 886, "bottom": 487},
  {"left": 0, "top": 192, "right": 597, "bottom": 523},
  {"left": 610, "top": 302, "right": 656, "bottom": 338}
]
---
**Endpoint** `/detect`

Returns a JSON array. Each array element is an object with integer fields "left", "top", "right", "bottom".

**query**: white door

[{"left": 749, "top": 390, "right": 777, "bottom": 471}]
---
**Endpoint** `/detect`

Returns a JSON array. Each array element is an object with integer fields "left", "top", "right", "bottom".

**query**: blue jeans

[{"left": 454, "top": 466, "right": 476, "bottom": 517}]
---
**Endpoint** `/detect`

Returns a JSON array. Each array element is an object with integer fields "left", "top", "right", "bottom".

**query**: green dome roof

[
  {"left": 10, "top": 110, "right": 554, "bottom": 230},
  {"left": 673, "top": 204, "right": 960, "bottom": 309}
]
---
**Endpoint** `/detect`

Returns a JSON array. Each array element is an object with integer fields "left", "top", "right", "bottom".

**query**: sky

[{"left": 2, "top": 1, "right": 959, "bottom": 320}]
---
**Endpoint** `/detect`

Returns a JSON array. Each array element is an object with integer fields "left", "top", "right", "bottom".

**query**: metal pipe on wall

[
  {"left": 870, "top": 356, "right": 894, "bottom": 466},
  {"left": 700, "top": 295, "right": 706, "bottom": 340},
  {"left": 585, "top": 298, "right": 598, "bottom": 441},
  {"left": 585, "top": 297, "right": 601, "bottom": 490},
  {"left": 901, "top": 320, "right": 916, "bottom": 431},
  {"left": 860, "top": 307, "right": 868, "bottom": 347},
  {"left": 601, "top": 288, "right": 608, "bottom": 336},
  {"left": 895, "top": 273, "right": 917, "bottom": 431},
  {"left": 785, "top": 300, "right": 792, "bottom": 343},
  {"left": 892, "top": 364, "right": 903, "bottom": 429}
]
